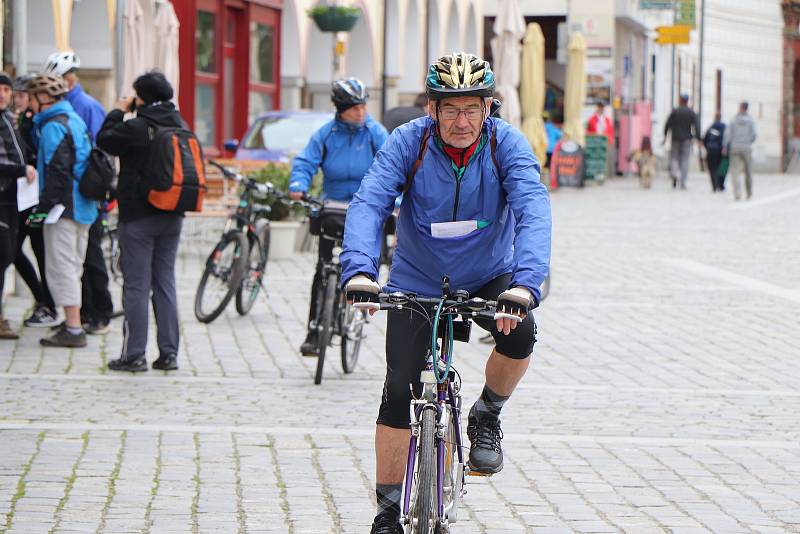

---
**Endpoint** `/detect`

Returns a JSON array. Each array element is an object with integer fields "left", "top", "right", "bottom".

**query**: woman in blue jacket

[{"left": 289, "top": 78, "right": 388, "bottom": 356}]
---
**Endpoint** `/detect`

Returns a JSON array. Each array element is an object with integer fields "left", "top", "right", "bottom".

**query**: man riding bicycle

[
  {"left": 289, "top": 78, "right": 388, "bottom": 356},
  {"left": 341, "top": 52, "right": 551, "bottom": 533}
]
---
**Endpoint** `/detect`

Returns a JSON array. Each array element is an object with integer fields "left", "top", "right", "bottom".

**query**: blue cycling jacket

[
  {"left": 33, "top": 100, "right": 97, "bottom": 225},
  {"left": 65, "top": 83, "right": 105, "bottom": 139},
  {"left": 341, "top": 116, "right": 552, "bottom": 302},
  {"left": 289, "top": 115, "right": 388, "bottom": 201}
]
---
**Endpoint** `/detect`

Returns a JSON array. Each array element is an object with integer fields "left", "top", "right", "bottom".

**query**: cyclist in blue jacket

[
  {"left": 341, "top": 53, "right": 552, "bottom": 534},
  {"left": 289, "top": 78, "right": 389, "bottom": 356}
]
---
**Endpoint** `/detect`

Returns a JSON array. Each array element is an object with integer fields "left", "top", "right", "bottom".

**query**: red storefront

[{"left": 173, "top": 0, "right": 282, "bottom": 155}]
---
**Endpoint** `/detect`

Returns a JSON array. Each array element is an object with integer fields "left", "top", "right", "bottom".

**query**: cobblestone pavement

[{"left": 1, "top": 173, "right": 799, "bottom": 533}]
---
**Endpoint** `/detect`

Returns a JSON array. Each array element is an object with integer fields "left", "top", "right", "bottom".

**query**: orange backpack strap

[{"left": 403, "top": 128, "right": 432, "bottom": 194}]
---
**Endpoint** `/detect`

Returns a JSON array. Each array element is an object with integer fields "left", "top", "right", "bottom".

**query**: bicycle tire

[
  {"left": 313, "top": 272, "right": 338, "bottom": 385},
  {"left": 411, "top": 407, "right": 436, "bottom": 533},
  {"left": 194, "top": 232, "right": 248, "bottom": 324},
  {"left": 235, "top": 226, "right": 270, "bottom": 315},
  {"left": 339, "top": 292, "right": 365, "bottom": 374}
]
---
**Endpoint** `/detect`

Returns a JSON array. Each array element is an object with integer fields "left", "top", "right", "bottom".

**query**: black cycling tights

[{"left": 377, "top": 273, "right": 537, "bottom": 429}]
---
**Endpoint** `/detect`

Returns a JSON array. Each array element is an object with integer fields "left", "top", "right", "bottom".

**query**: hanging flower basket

[{"left": 308, "top": 5, "right": 361, "bottom": 33}]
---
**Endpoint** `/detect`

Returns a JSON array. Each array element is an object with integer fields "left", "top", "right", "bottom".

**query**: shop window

[
  {"left": 195, "top": 84, "right": 217, "bottom": 147},
  {"left": 249, "top": 92, "right": 274, "bottom": 124},
  {"left": 250, "top": 23, "right": 274, "bottom": 84},
  {"left": 197, "top": 11, "right": 216, "bottom": 73}
]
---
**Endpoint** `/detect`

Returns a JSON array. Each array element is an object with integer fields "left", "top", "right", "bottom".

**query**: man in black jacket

[
  {"left": 0, "top": 72, "right": 38, "bottom": 339},
  {"left": 97, "top": 71, "right": 185, "bottom": 372},
  {"left": 663, "top": 93, "right": 700, "bottom": 189}
]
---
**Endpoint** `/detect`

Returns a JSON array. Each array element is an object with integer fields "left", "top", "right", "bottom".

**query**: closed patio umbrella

[
  {"left": 562, "top": 32, "right": 587, "bottom": 146},
  {"left": 520, "top": 23, "right": 548, "bottom": 165},
  {"left": 52, "top": 0, "right": 74, "bottom": 51},
  {"left": 120, "top": 0, "right": 145, "bottom": 95},
  {"left": 490, "top": 0, "right": 526, "bottom": 127},
  {"left": 154, "top": 0, "right": 181, "bottom": 101}
]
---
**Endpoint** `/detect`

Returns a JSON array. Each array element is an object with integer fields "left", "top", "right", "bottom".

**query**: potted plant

[
  {"left": 247, "top": 163, "right": 322, "bottom": 259},
  {"left": 308, "top": 4, "right": 361, "bottom": 33}
]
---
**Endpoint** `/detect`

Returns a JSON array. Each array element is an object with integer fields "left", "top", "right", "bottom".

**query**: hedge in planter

[{"left": 308, "top": 5, "right": 361, "bottom": 33}]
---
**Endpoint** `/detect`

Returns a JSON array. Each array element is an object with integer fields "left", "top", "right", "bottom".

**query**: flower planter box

[
  {"left": 269, "top": 221, "right": 304, "bottom": 260},
  {"left": 311, "top": 10, "right": 360, "bottom": 32}
]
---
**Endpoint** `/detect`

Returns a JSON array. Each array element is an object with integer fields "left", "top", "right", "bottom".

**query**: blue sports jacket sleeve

[
  {"left": 340, "top": 130, "right": 411, "bottom": 284},
  {"left": 289, "top": 125, "right": 327, "bottom": 193},
  {"left": 495, "top": 126, "right": 552, "bottom": 302}
]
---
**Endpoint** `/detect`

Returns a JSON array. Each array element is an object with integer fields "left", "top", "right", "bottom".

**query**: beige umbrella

[
  {"left": 562, "top": 32, "right": 587, "bottom": 146},
  {"left": 52, "top": 0, "right": 74, "bottom": 51},
  {"left": 154, "top": 1, "right": 181, "bottom": 101},
  {"left": 520, "top": 23, "right": 548, "bottom": 165},
  {"left": 490, "top": 0, "right": 526, "bottom": 127},
  {"left": 120, "top": 0, "right": 144, "bottom": 96}
]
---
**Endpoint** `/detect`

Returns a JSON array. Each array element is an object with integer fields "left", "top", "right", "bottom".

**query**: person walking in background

[
  {"left": 543, "top": 111, "right": 563, "bottom": 168},
  {"left": 382, "top": 93, "right": 428, "bottom": 134},
  {"left": 663, "top": 93, "right": 700, "bottom": 190},
  {"left": 586, "top": 101, "right": 614, "bottom": 144},
  {"left": 627, "top": 136, "right": 657, "bottom": 189},
  {"left": 723, "top": 102, "right": 757, "bottom": 201},
  {"left": 11, "top": 75, "right": 59, "bottom": 328},
  {"left": 703, "top": 113, "right": 727, "bottom": 192},
  {"left": 42, "top": 51, "right": 113, "bottom": 334},
  {"left": 0, "top": 72, "right": 38, "bottom": 340},
  {"left": 27, "top": 73, "right": 96, "bottom": 348},
  {"left": 97, "top": 71, "right": 187, "bottom": 372}
]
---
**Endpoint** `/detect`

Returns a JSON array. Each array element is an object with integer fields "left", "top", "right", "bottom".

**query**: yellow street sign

[
  {"left": 656, "top": 25, "right": 692, "bottom": 36},
  {"left": 655, "top": 34, "right": 690, "bottom": 45}
]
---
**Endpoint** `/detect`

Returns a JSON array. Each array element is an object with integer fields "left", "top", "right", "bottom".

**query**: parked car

[{"left": 225, "top": 110, "right": 333, "bottom": 162}]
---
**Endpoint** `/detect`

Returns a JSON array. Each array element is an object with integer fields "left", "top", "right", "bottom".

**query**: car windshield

[{"left": 243, "top": 115, "right": 330, "bottom": 153}]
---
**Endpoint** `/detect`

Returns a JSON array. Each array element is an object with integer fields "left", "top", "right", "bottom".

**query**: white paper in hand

[
  {"left": 44, "top": 204, "right": 66, "bottom": 224},
  {"left": 16, "top": 177, "right": 39, "bottom": 212}
]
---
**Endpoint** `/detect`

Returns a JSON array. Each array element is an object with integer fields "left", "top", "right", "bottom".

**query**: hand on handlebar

[
  {"left": 289, "top": 191, "right": 305, "bottom": 201},
  {"left": 346, "top": 274, "right": 381, "bottom": 315},
  {"left": 495, "top": 286, "right": 534, "bottom": 335}
]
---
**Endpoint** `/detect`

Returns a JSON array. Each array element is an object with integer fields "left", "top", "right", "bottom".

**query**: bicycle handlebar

[
  {"left": 370, "top": 292, "right": 498, "bottom": 321},
  {"left": 208, "top": 159, "right": 288, "bottom": 198}
]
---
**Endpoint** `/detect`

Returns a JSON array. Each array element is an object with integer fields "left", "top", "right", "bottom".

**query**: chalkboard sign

[
  {"left": 584, "top": 134, "right": 608, "bottom": 181},
  {"left": 552, "top": 140, "right": 585, "bottom": 188}
]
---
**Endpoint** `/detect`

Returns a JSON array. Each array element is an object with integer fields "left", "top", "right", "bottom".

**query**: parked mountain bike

[
  {"left": 99, "top": 201, "right": 124, "bottom": 319},
  {"left": 194, "top": 160, "right": 283, "bottom": 323},
  {"left": 305, "top": 198, "right": 367, "bottom": 384},
  {"left": 359, "top": 278, "right": 499, "bottom": 533}
]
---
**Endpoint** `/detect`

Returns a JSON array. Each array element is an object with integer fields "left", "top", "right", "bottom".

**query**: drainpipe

[
  {"left": 698, "top": 0, "right": 706, "bottom": 132},
  {"left": 13, "top": 0, "right": 27, "bottom": 74},
  {"left": 381, "top": 0, "right": 387, "bottom": 118},
  {"left": 115, "top": 0, "right": 125, "bottom": 96}
]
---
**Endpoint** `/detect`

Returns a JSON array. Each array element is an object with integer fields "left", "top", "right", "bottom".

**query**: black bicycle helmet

[
  {"left": 331, "top": 78, "right": 368, "bottom": 112},
  {"left": 13, "top": 75, "right": 34, "bottom": 92},
  {"left": 426, "top": 52, "right": 495, "bottom": 100}
]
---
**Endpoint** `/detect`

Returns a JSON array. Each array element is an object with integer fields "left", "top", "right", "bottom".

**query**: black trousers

[
  {"left": 80, "top": 216, "right": 113, "bottom": 324},
  {"left": 0, "top": 206, "right": 19, "bottom": 316},
  {"left": 307, "top": 236, "right": 335, "bottom": 326},
  {"left": 15, "top": 208, "right": 55, "bottom": 310},
  {"left": 706, "top": 150, "right": 724, "bottom": 191}
]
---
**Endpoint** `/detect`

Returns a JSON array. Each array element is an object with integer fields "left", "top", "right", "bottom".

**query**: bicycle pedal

[{"left": 465, "top": 467, "right": 494, "bottom": 477}]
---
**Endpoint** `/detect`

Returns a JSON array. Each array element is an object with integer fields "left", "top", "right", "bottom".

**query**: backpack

[
  {"left": 402, "top": 126, "right": 502, "bottom": 194},
  {"left": 143, "top": 123, "right": 206, "bottom": 213},
  {"left": 79, "top": 148, "right": 116, "bottom": 201},
  {"left": 46, "top": 114, "right": 116, "bottom": 201}
]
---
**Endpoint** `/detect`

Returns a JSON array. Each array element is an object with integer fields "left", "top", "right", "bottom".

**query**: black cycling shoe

[
  {"left": 300, "top": 332, "right": 319, "bottom": 357},
  {"left": 152, "top": 354, "right": 178, "bottom": 371},
  {"left": 467, "top": 406, "right": 504, "bottom": 475},
  {"left": 108, "top": 356, "right": 148, "bottom": 372},
  {"left": 370, "top": 514, "right": 403, "bottom": 534}
]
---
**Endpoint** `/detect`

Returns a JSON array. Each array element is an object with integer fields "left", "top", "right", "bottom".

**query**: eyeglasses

[{"left": 439, "top": 107, "right": 484, "bottom": 121}]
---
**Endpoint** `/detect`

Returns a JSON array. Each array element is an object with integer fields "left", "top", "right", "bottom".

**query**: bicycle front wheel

[
  {"left": 409, "top": 407, "right": 436, "bottom": 533},
  {"left": 235, "top": 228, "right": 269, "bottom": 315},
  {"left": 194, "top": 232, "right": 248, "bottom": 324},
  {"left": 313, "top": 272, "right": 338, "bottom": 385},
  {"left": 339, "top": 292, "right": 365, "bottom": 374}
]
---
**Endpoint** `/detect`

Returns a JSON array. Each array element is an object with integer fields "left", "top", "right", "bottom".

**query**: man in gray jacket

[{"left": 723, "top": 102, "right": 757, "bottom": 200}]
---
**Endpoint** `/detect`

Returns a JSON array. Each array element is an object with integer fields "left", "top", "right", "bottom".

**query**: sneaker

[
  {"left": 152, "top": 354, "right": 178, "bottom": 371},
  {"left": 466, "top": 406, "right": 504, "bottom": 475},
  {"left": 85, "top": 321, "right": 111, "bottom": 335},
  {"left": 370, "top": 514, "right": 403, "bottom": 534},
  {"left": 300, "top": 331, "right": 319, "bottom": 357},
  {"left": 40, "top": 327, "right": 87, "bottom": 348},
  {"left": 24, "top": 306, "right": 59, "bottom": 328},
  {"left": 0, "top": 318, "right": 19, "bottom": 340},
  {"left": 50, "top": 320, "right": 66, "bottom": 331},
  {"left": 108, "top": 356, "right": 148, "bottom": 372}
]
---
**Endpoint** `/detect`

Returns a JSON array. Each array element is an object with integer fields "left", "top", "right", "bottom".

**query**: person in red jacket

[{"left": 586, "top": 101, "right": 614, "bottom": 144}]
